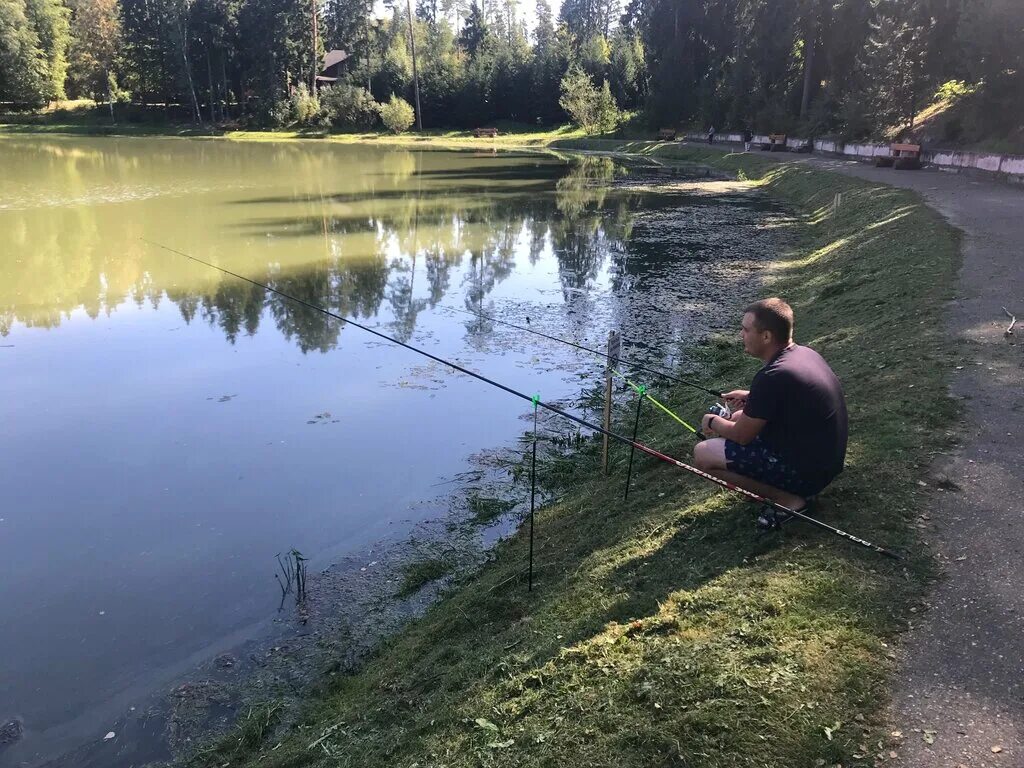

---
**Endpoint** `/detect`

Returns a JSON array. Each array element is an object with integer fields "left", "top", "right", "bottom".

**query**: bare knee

[{"left": 693, "top": 439, "right": 726, "bottom": 471}]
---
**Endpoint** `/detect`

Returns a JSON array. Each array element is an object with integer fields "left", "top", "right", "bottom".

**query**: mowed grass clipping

[{"left": 188, "top": 141, "right": 959, "bottom": 768}]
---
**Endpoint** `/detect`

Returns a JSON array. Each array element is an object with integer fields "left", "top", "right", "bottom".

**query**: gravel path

[{"left": 704, "top": 146, "right": 1024, "bottom": 767}]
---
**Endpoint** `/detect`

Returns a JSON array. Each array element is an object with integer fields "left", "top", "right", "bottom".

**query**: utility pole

[
  {"left": 311, "top": 0, "right": 319, "bottom": 92},
  {"left": 405, "top": 0, "right": 423, "bottom": 130}
]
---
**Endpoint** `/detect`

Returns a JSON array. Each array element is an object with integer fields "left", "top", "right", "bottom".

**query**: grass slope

[{"left": 184, "top": 139, "right": 959, "bottom": 768}]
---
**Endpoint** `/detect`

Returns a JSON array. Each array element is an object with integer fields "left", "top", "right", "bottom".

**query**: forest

[{"left": 1, "top": 0, "right": 1021, "bottom": 144}]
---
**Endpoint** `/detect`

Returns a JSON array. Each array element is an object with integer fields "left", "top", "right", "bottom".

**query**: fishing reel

[
  {"left": 694, "top": 401, "right": 731, "bottom": 441},
  {"left": 706, "top": 401, "right": 732, "bottom": 421}
]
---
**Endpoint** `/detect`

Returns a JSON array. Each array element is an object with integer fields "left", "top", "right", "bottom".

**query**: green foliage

[
  {"left": 372, "top": 13, "right": 413, "bottom": 102},
  {"left": 378, "top": 93, "right": 415, "bottom": 132},
  {"left": 417, "top": 19, "right": 462, "bottom": 124},
  {"left": 559, "top": 65, "right": 619, "bottom": 133},
  {"left": 608, "top": 29, "right": 645, "bottom": 109},
  {"left": 287, "top": 82, "right": 320, "bottom": 126},
  {"left": 319, "top": 83, "right": 378, "bottom": 130},
  {"left": 24, "top": 0, "right": 70, "bottom": 100},
  {"left": 1, "top": 0, "right": 1021, "bottom": 145},
  {"left": 457, "top": 0, "right": 485, "bottom": 55},
  {"left": 0, "top": 0, "right": 47, "bottom": 104},
  {"left": 853, "top": 0, "right": 935, "bottom": 134},
  {"left": 66, "top": 0, "right": 121, "bottom": 100},
  {"left": 558, "top": 0, "right": 618, "bottom": 41},
  {"left": 0, "top": 0, "right": 68, "bottom": 104},
  {"left": 934, "top": 79, "right": 977, "bottom": 103},
  {"left": 578, "top": 32, "right": 609, "bottom": 78}
]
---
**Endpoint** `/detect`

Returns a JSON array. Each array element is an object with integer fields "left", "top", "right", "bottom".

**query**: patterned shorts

[{"left": 724, "top": 436, "right": 823, "bottom": 498}]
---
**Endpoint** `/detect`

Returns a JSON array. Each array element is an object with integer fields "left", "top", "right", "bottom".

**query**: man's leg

[{"left": 693, "top": 438, "right": 806, "bottom": 510}]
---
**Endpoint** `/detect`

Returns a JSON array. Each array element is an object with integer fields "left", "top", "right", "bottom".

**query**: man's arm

[{"left": 701, "top": 411, "right": 765, "bottom": 445}]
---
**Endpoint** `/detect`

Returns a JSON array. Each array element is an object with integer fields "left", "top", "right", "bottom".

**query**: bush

[
  {"left": 559, "top": 66, "right": 620, "bottom": 134},
  {"left": 320, "top": 85, "right": 379, "bottom": 131},
  {"left": 934, "top": 79, "right": 977, "bottom": 103},
  {"left": 378, "top": 95, "right": 416, "bottom": 133},
  {"left": 289, "top": 83, "right": 322, "bottom": 126}
]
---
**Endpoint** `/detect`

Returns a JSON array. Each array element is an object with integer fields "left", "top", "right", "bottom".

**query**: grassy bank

[
  {"left": 0, "top": 118, "right": 588, "bottom": 148},
  {"left": 171, "top": 138, "right": 958, "bottom": 767}
]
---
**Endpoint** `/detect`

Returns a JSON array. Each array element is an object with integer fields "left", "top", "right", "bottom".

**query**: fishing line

[
  {"left": 146, "top": 239, "right": 900, "bottom": 560},
  {"left": 443, "top": 304, "right": 723, "bottom": 398}
]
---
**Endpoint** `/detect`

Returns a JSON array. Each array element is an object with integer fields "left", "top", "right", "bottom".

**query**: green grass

[
  {"left": 467, "top": 493, "right": 517, "bottom": 524},
  {"left": 176, "top": 139, "right": 959, "bottom": 768},
  {"left": 397, "top": 556, "right": 458, "bottom": 598},
  {"left": 0, "top": 116, "right": 587, "bottom": 146}
]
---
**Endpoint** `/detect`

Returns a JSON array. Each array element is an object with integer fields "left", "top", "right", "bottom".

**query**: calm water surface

[{"left": 0, "top": 137, "right": 783, "bottom": 765}]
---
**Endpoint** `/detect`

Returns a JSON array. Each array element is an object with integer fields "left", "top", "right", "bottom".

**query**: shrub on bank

[
  {"left": 320, "top": 85, "right": 379, "bottom": 131},
  {"left": 287, "top": 84, "right": 322, "bottom": 127},
  {"left": 559, "top": 66, "right": 620, "bottom": 134},
  {"left": 378, "top": 95, "right": 416, "bottom": 133}
]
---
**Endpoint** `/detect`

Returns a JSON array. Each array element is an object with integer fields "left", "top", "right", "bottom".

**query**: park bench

[
  {"left": 657, "top": 128, "right": 677, "bottom": 140},
  {"left": 762, "top": 133, "right": 787, "bottom": 152},
  {"left": 876, "top": 142, "right": 922, "bottom": 169},
  {"left": 473, "top": 127, "right": 499, "bottom": 138}
]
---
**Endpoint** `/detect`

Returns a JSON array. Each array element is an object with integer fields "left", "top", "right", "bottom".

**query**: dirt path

[
  {"left": 812, "top": 157, "right": 1022, "bottom": 768},
  {"left": 699, "top": 145, "right": 1024, "bottom": 766}
]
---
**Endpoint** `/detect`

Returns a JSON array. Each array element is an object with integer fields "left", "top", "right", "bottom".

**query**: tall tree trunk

[
  {"left": 310, "top": 0, "right": 319, "bottom": 92},
  {"left": 365, "top": 0, "right": 372, "bottom": 91},
  {"left": 799, "top": 17, "right": 817, "bottom": 119},
  {"left": 364, "top": 0, "right": 372, "bottom": 91},
  {"left": 206, "top": 39, "right": 216, "bottom": 123},
  {"left": 406, "top": 0, "right": 423, "bottom": 130},
  {"left": 106, "top": 69, "right": 116, "bottom": 124},
  {"left": 178, "top": 16, "right": 202, "bottom": 125},
  {"left": 221, "top": 54, "right": 229, "bottom": 119}
]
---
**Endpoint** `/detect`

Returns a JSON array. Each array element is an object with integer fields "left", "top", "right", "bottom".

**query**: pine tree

[{"left": 457, "top": 0, "right": 484, "bottom": 54}]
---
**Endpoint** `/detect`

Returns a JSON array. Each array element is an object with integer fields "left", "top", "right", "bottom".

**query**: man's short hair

[{"left": 745, "top": 298, "right": 793, "bottom": 342}]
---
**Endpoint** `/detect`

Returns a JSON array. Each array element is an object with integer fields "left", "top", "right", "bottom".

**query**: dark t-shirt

[{"left": 743, "top": 344, "right": 848, "bottom": 487}]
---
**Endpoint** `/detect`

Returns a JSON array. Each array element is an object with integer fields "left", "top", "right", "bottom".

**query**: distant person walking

[
  {"left": 707, "top": 125, "right": 716, "bottom": 145},
  {"left": 743, "top": 128, "right": 753, "bottom": 152}
]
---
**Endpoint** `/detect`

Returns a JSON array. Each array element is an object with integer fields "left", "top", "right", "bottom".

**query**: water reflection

[{"left": 1, "top": 143, "right": 743, "bottom": 352}]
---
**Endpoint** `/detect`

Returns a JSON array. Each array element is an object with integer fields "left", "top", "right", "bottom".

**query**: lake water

[{"left": 0, "top": 136, "right": 784, "bottom": 765}]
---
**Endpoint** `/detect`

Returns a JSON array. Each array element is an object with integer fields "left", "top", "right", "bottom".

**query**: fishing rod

[
  {"left": 611, "top": 366, "right": 698, "bottom": 435},
  {"left": 443, "top": 304, "right": 723, "bottom": 398},
  {"left": 145, "top": 239, "right": 901, "bottom": 560}
]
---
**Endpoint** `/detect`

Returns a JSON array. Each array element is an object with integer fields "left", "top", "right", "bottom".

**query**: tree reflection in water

[{"left": 1, "top": 142, "right": 762, "bottom": 354}]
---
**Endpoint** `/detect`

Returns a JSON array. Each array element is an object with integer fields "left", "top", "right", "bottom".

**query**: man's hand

[
  {"left": 701, "top": 413, "right": 719, "bottom": 438},
  {"left": 723, "top": 389, "right": 749, "bottom": 410}
]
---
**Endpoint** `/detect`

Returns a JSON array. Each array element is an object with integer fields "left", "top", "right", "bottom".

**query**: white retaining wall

[{"left": 682, "top": 133, "right": 1024, "bottom": 180}]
